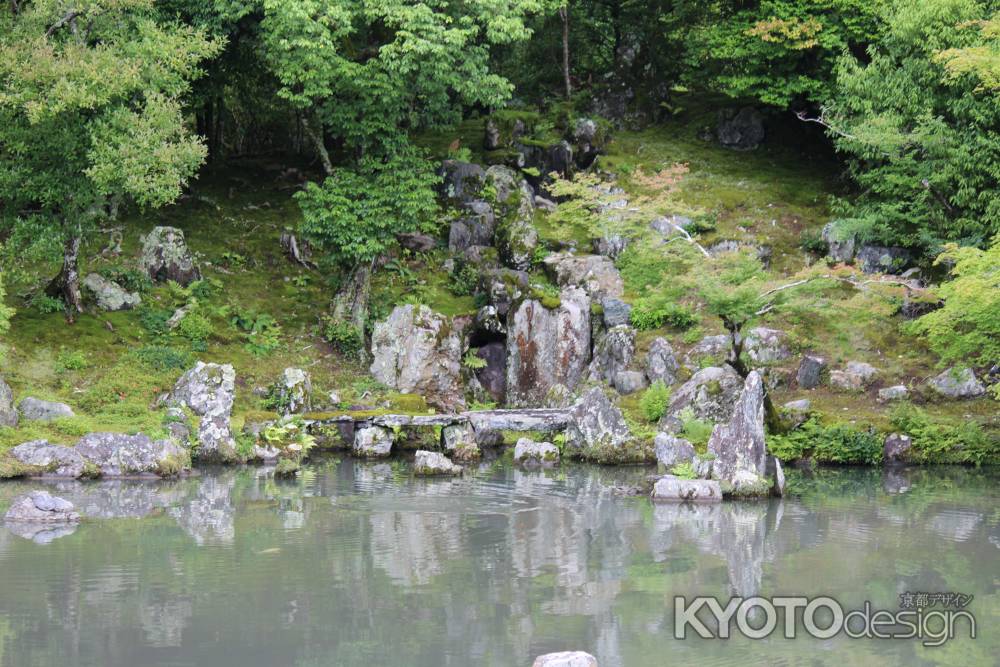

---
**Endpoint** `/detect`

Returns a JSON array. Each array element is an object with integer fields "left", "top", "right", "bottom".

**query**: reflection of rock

[
  {"left": 533, "top": 652, "right": 598, "bottom": 667},
  {"left": 5, "top": 490, "right": 79, "bottom": 523},
  {"left": 4, "top": 521, "right": 78, "bottom": 544},
  {"left": 927, "top": 510, "right": 983, "bottom": 543},
  {"left": 168, "top": 473, "right": 236, "bottom": 545},
  {"left": 139, "top": 598, "right": 193, "bottom": 648}
]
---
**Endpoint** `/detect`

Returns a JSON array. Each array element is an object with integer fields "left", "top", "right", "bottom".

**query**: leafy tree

[
  {"left": 908, "top": 236, "right": 1000, "bottom": 371},
  {"left": 681, "top": 0, "right": 885, "bottom": 108},
  {"left": 821, "top": 0, "right": 1000, "bottom": 253},
  {"left": 0, "top": 0, "right": 221, "bottom": 321},
  {"left": 0, "top": 265, "right": 13, "bottom": 355}
]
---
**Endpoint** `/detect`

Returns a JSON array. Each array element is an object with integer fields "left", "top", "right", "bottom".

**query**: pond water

[{"left": 0, "top": 459, "right": 996, "bottom": 667}]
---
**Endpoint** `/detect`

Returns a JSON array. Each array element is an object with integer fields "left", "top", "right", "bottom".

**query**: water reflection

[{"left": 0, "top": 462, "right": 995, "bottom": 667}]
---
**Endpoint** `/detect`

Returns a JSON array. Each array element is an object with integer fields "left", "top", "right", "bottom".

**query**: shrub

[
  {"left": 767, "top": 418, "right": 882, "bottom": 465},
  {"left": 630, "top": 299, "right": 697, "bottom": 331},
  {"left": 138, "top": 306, "right": 173, "bottom": 336},
  {"left": 31, "top": 293, "right": 64, "bottom": 314},
  {"left": 100, "top": 266, "right": 152, "bottom": 294},
  {"left": 890, "top": 404, "right": 997, "bottom": 465},
  {"left": 55, "top": 348, "right": 88, "bottom": 373},
  {"left": 132, "top": 345, "right": 193, "bottom": 371},
  {"left": 231, "top": 308, "right": 282, "bottom": 356},
  {"left": 321, "top": 316, "right": 364, "bottom": 355},
  {"left": 639, "top": 381, "right": 671, "bottom": 422},
  {"left": 178, "top": 312, "right": 213, "bottom": 344},
  {"left": 448, "top": 259, "right": 479, "bottom": 296}
]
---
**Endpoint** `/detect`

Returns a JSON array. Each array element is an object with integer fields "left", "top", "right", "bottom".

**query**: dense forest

[{"left": 0, "top": 0, "right": 998, "bottom": 474}]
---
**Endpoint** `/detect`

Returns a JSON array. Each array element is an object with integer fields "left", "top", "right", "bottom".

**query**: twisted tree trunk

[
  {"left": 331, "top": 260, "right": 374, "bottom": 361},
  {"left": 46, "top": 230, "right": 83, "bottom": 323}
]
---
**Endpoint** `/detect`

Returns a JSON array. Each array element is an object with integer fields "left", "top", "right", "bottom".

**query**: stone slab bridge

[{"left": 306, "top": 408, "right": 573, "bottom": 443}]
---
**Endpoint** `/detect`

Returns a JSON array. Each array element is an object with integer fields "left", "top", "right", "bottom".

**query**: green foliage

[
  {"left": 767, "top": 418, "right": 883, "bottom": 464},
  {"left": 0, "top": 0, "right": 221, "bottom": 270},
  {"left": 30, "top": 293, "right": 64, "bottom": 315},
  {"left": 262, "top": 416, "right": 317, "bottom": 463},
  {"left": 230, "top": 308, "right": 281, "bottom": 357},
  {"left": 677, "top": 408, "right": 715, "bottom": 447},
  {"left": 682, "top": 0, "right": 885, "bottom": 107},
  {"left": 462, "top": 351, "right": 488, "bottom": 370},
  {"left": 138, "top": 306, "right": 173, "bottom": 337},
  {"left": 826, "top": 1, "right": 1000, "bottom": 251},
  {"left": 296, "top": 149, "right": 441, "bottom": 266},
  {"left": 890, "top": 403, "right": 997, "bottom": 464},
  {"left": 639, "top": 381, "right": 672, "bottom": 422},
  {"left": 100, "top": 267, "right": 152, "bottom": 294},
  {"left": 448, "top": 259, "right": 480, "bottom": 296},
  {"left": 907, "top": 237, "right": 1000, "bottom": 369},
  {"left": 55, "top": 349, "right": 89, "bottom": 373},
  {"left": 0, "top": 268, "right": 11, "bottom": 360},
  {"left": 630, "top": 298, "right": 697, "bottom": 330},
  {"left": 131, "top": 345, "right": 193, "bottom": 372},
  {"left": 670, "top": 461, "right": 698, "bottom": 480},
  {"left": 320, "top": 316, "right": 364, "bottom": 355}
]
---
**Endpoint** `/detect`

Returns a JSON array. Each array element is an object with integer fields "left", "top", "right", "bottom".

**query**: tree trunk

[
  {"left": 331, "top": 261, "right": 374, "bottom": 361},
  {"left": 724, "top": 319, "right": 784, "bottom": 433},
  {"left": 559, "top": 5, "right": 571, "bottom": 100},
  {"left": 46, "top": 231, "right": 83, "bottom": 323},
  {"left": 302, "top": 115, "right": 333, "bottom": 176}
]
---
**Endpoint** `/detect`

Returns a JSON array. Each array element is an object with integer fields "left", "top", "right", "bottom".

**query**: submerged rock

[
  {"left": 9, "top": 440, "right": 86, "bottom": 478},
  {"left": 82, "top": 273, "right": 141, "bottom": 311},
  {"left": 18, "top": 397, "right": 74, "bottom": 422},
  {"left": 707, "top": 371, "right": 770, "bottom": 496},
  {"left": 140, "top": 226, "right": 201, "bottom": 286},
  {"left": 513, "top": 438, "right": 560, "bottom": 466},
  {"left": 74, "top": 432, "right": 188, "bottom": 477},
  {"left": 441, "top": 423, "right": 481, "bottom": 462},
  {"left": 532, "top": 651, "right": 598, "bottom": 667},
  {"left": 369, "top": 305, "right": 465, "bottom": 411},
  {"left": 4, "top": 491, "right": 80, "bottom": 524},
  {"left": 651, "top": 476, "right": 722, "bottom": 503},
  {"left": 506, "top": 287, "right": 591, "bottom": 407},
  {"left": 927, "top": 367, "right": 986, "bottom": 399},
  {"left": 169, "top": 362, "right": 237, "bottom": 461},
  {"left": 354, "top": 426, "right": 393, "bottom": 458},
  {"left": 0, "top": 376, "right": 17, "bottom": 427},
  {"left": 413, "top": 450, "right": 462, "bottom": 476},
  {"left": 883, "top": 433, "right": 912, "bottom": 464}
]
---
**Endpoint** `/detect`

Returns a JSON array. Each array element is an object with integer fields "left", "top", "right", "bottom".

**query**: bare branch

[
  {"left": 659, "top": 220, "right": 711, "bottom": 258},
  {"left": 46, "top": 10, "right": 81, "bottom": 37}
]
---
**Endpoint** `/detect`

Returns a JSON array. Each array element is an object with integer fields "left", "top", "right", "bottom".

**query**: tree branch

[
  {"left": 659, "top": 219, "right": 711, "bottom": 257},
  {"left": 46, "top": 10, "right": 81, "bottom": 37}
]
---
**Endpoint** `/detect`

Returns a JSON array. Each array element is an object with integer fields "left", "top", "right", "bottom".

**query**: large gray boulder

[
  {"left": 744, "top": 327, "right": 790, "bottom": 364},
  {"left": 796, "top": 354, "right": 826, "bottom": 389},
  {"left": 543, "top": 253, "right": 624, "bottom": 301},
  {"left": 9, "top": 440, "right": 86, "bottom": 477},
  {"left": 448, "top": 200, "right": 495, "bottom": 252},
  {"left": 665, "top": 365, "right": 743, "bottom": 425},
  {"left": 564, "top": 388, "right": 633, "bottom": 456},
  {"left": 651, "top": 476, "right": 722, "bottom": 503},
  {"left": 413, "top": 450, "right": 462, "bottom": 476},
  {"left": 513, "top": 438, "right": 560, "bottom": 466},
  {"left": 683, "top": 334, "right": 730, "bottom": 369},
  {"left": 506, "top": 287, "right": 591, "bottom": 407},
  {"left": 0, "top": 376, "right": 16, "bottom": 427},
  {"left": 654, "top": 433, "right": 695, "bottom": 468},
  {"left": 600, "top": 298, "right": 631, "bottom": 328},
  {"left": 270, "top": 368, "right": 312, "bottom": 415},
  {"left": 927, "top": 367, "right": 986, "bottom": 399},
  {"left": 369, "top": 305, "right": 465, "bottom": 411},
  {"left": 532, "top": 651, "right": 598, "bottom": 667},
  {"left": 82, "top": 273, "right": 141, "bottom": 311},
  {"left": 488, "top": 166, "right": 538, "bottom": 271},
  {"left": 169, "top": 362, "right": 237, "bottom": 461},
  {"left": 438, "top": 160, "right": 485, "bottom": 204},
  {"left": 717, "top": 107, "right": 764, "bottom": 150},
  {"left": 856, "top": 245, "right": 912, "bottom": 275},
  {"left": 822, "top": 222, "right": 856, "bottom": 263},
  {"left": 884, "top": 433, "right": 912, "bottom": 464},
  {"left": 140, "top": 226, "right": 201, "bottom": 286},
  {"left": 74, "top": 432, "right": 188, "bottom": 477},
  {"left": 645, "top": 338, "right": 680, "bottom": 386},
  {"left": 441, "top": 422, "right": 480, "bottom": 462},
  {"left": 589, "top": 325, "right": 635, "bottom": 387},
  {"left": 354, "top": 426, "right": 393, "bottom": 458},
  {"left": 18, "top": 397, "right": 74, "bottom": 422},
  {"left": 707, "top": 371, "right": 769, "bottom": 496},
  {"left": 878, "top": 385, "right": 909, "bottom": 402},
  {"left": 4, "top": 491, "right": 80, "bottom": 524},
  {"left": 829, "top": 361, "right": 879, "bottom": 391}
]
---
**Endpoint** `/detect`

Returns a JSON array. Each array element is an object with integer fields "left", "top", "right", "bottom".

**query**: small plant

[
  {"left": 630, "top": 298, "right": 697, "bottom": 330},
  {"left": 670, "top": 461, "right": 697, "bottom": 479},
  {"left": 448, "top": 259, "right": 479, "bottom": 296},
  {"left": 219, "top": 251, "right": 248, "bottom": 270},
  {"left": 100, "top": 266, "right": 152, "bottom": 293},
  {"left": 132, "top": 345, "right": 193, "bottom": 371},
  {"left": 639, "top": 381, "right": 672, "bottom": 422},
  {"left": 178, "top": 312, "right": 213, "bottom": 344},
  {"left": 462, "top": 350, "right": 488, "bottom": 370},
  {"left": 55, "top": 348, "right": 89, "bottom": 373},
  {"left": 291, "top": 274, "right": 310, "bottom": 288},
  {"left": 262, "top": 416, "right": 317, "bottom": 464},
  {"left": 138, "top": 306, "right": 173, "bottom": 336},
  {"left": 31, "top": 293, "right": 64, "bottom": 314},
  {"left": 677, "top": 408, "right": 714, "bottom": 447},
  {"left": 321, "top": 316, "right": 364, "bottom": 355},
  {"left": 232, "top": 308, "right": 282, "bottom": 356}
]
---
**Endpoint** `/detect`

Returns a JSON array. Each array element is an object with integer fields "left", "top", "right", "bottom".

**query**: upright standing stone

[
  {"left": 0, "top": 376, "right": 17, "bottom": 427},
  {"left": 707, "top": 371, "right": 770, "bottom": 496}
]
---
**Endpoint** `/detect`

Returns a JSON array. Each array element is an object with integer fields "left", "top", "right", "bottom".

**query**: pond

[{"left": 0, "top": 459, "right": 996, "bottom": 666}]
